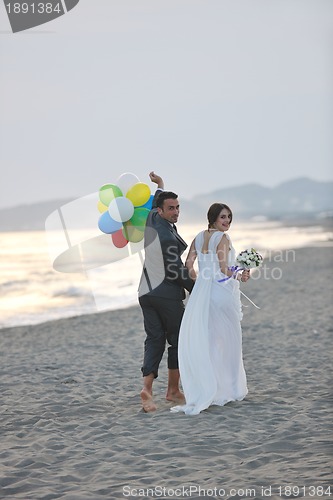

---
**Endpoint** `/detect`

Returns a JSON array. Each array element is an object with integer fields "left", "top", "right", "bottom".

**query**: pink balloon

[{"left": 112, "top": 229, "right": 128, "bottom": 248}]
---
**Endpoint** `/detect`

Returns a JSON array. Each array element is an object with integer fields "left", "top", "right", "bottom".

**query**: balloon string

[{"left": 240, "top": 290, "right": 260, "bottom": 309}]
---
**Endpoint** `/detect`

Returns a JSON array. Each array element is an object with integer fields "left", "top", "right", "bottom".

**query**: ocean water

[{"left": 0, "top": 221, "right": 331, "bottom": 329}]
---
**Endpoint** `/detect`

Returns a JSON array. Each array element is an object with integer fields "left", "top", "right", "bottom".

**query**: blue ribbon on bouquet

[
  {"left": 217, "top": 266, "right": 240, "bottom": 282},
  {"left": 217, "top": 266, "right": 260, "bottom": 309}
]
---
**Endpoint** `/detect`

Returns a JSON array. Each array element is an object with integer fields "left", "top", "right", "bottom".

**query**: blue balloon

[
  {"left": 141, "top": 194, "right": 154, "bottom": 210},
  {"left": 98, "top": 211, "right": 122, "bottom": 234}
]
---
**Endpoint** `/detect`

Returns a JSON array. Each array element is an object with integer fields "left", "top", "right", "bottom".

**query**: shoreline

[{"left": 1, "top": 243, "right": 332, "bottom": 333}]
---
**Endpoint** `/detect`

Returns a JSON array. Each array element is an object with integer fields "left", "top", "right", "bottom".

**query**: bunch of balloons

[{"left": 97, "top": 172, "right": 153, "bottom": 248}]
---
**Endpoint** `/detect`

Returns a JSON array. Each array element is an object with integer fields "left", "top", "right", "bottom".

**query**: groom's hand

[{"left": 149, "top": 171, "right": 164, "bottom": 189}]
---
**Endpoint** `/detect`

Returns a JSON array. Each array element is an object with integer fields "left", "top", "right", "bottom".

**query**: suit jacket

[{"left": 138, "top": 190, "right": 194, "bottom": 300}]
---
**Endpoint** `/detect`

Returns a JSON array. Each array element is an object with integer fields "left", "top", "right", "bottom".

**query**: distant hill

[
  {"left": 0, "top": 198, "right": 74, "bottom": 232},
  {"left": 0, "top": 178, "right": 332, "bottom": 231},
  {"left": 191, "top": 177, "right": 333, "bottom": 220}
]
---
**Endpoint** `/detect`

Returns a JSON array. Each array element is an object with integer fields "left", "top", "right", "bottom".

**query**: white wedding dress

[{"left": 171, "top": 230, "right": 248, "bottom": 416}]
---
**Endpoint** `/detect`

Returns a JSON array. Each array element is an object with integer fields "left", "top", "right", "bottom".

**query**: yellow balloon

[
  {"left": 97, "top": 200, "right": 108, "bottom": 213},
  {"left": 122, "top": 221, "right": 145, "bottom": 243},
  {"left": 126, "top": 183, "right": 151, "bottom": 207}
]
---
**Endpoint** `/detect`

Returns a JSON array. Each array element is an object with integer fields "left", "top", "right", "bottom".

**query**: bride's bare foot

[
  {"left": 166, "top": 390, "right": 185, "bottom": 404},
  {"left": 140, "top": 389, "right": 157, "bottom": 412}
]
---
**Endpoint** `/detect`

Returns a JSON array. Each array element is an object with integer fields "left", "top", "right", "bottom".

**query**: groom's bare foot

[
  {"left": 140, "top": 389, "right": 157, "bottom": 412},
  {"left": 166, "top": 390, "right": 185, "bottom": 404}
]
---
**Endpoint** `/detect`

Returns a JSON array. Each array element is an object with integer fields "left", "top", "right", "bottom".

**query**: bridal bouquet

[
  {"left": 236, "top": 248, "right": 263, "bottom": 270},
  {"left": 218, "top": 248, "right": 263, "bottom": 309},
  {"left": 218, "top": 248, "right": 262, "bottom": 283}
]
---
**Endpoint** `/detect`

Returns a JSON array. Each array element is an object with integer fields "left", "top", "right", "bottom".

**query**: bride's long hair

[{"left": 207, "top": 203, "right": 233, "bottom": 229}]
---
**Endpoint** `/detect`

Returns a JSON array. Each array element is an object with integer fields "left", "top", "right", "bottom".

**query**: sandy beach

[{"left": 0, "top": 246, "right": 332, "bottom": 500}]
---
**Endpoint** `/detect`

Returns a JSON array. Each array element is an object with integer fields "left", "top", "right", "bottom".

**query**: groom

[{"left": 138, "top": 172, "right": 194, "bottom": 412}]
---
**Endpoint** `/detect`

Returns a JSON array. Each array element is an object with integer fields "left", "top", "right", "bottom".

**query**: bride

[{"left": 171, "top": 203, "right": 250, "bottom": 416}]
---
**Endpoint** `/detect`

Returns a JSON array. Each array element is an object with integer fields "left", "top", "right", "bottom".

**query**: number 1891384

[{"left": 5, "top": 3, "right": 62, "bottom": 14}]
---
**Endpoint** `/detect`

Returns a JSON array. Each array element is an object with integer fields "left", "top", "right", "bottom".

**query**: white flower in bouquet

[{"left": 236, "top": 248, "right": 263, "bottom": 270}]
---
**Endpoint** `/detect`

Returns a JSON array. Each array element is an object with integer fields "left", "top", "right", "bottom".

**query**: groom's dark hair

[{"left": 155, "top": 191, "right": 178, "bottom": 209}]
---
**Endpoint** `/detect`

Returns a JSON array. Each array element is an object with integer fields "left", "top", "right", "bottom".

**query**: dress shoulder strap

[
  {"left": 194, "top": 230, "right": 205, "bottom": 252},
  {"left": 208, "top": 231, "right": 225, "bottom": 252}
]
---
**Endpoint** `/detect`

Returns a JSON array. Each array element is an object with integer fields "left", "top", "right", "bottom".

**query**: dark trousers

[{"left": 139, "top": 294, "right": 185, "bottom": 378}]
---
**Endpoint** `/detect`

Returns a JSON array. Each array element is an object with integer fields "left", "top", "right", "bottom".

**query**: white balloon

[
  {"left": 116, "top": 172, "right": 140, "bottom": 196},
  {"left": 108, "top": 196, "right": 134, "bottom": 223}
]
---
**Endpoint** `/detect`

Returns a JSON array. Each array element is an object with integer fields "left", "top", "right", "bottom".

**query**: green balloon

[
  {"left": 122, "top": 221, "right": 144, "bottom": 243},
  {"left": 99, "top": 184, "right": 123, "bottom": 206},
  {"left": 130, "top": 207, "right": 149, "bottom": 230}
]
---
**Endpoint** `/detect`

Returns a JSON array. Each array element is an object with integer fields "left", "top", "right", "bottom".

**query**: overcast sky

[{"left": 0, "top": 0, "right": 332, "bottom": 209}]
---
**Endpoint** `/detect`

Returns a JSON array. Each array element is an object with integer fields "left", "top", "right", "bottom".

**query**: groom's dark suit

[{"left": 138, "top": 190, "right": 194, "bottom": 378}]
